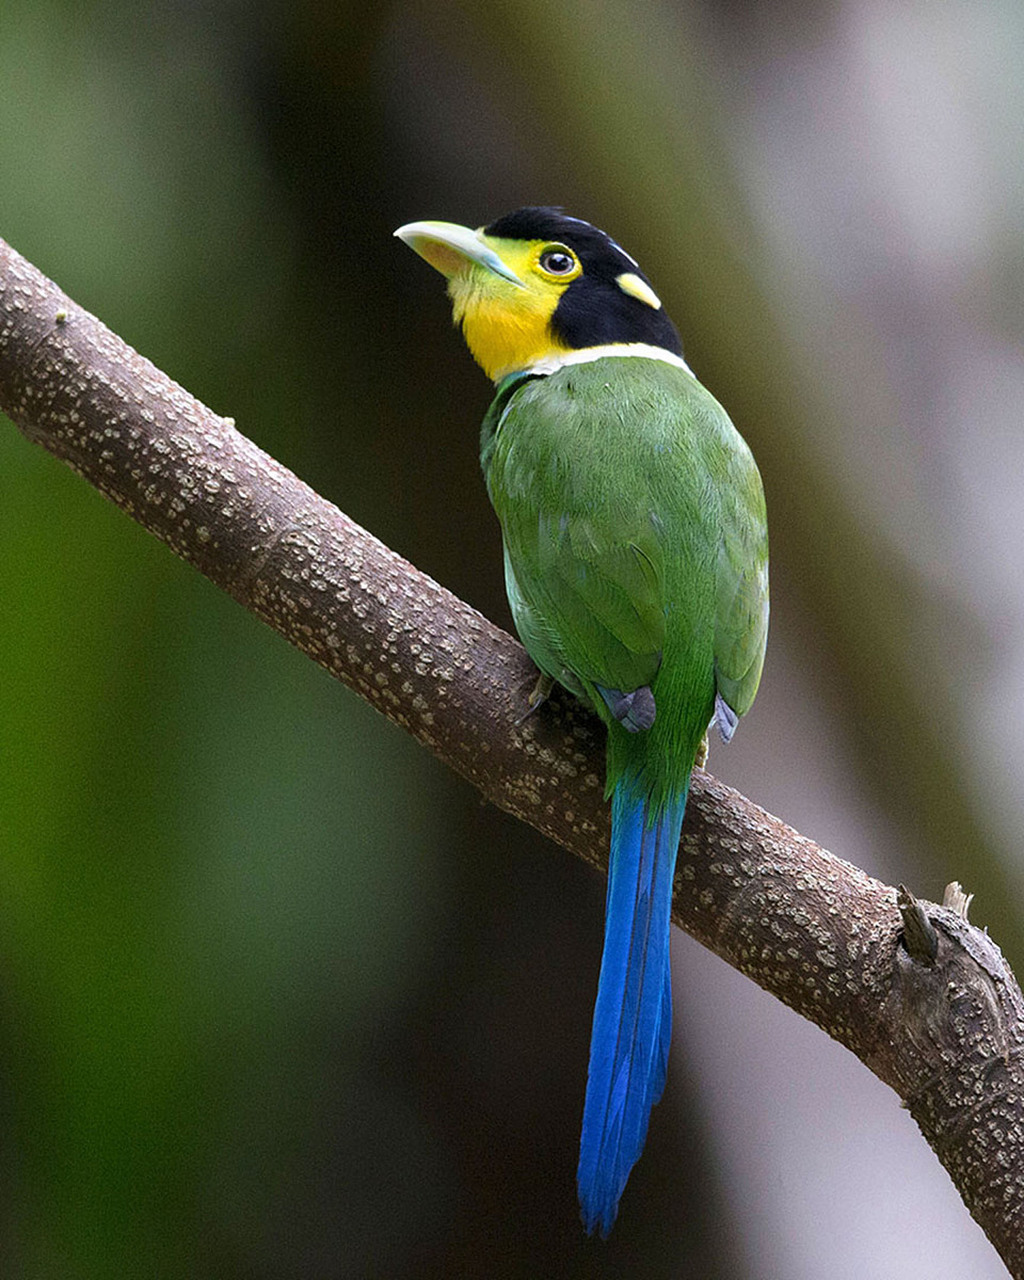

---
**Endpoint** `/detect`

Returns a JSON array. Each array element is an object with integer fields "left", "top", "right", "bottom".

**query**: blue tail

[{"left": 577, "top": 775, "right": 688, "bottom": 1237}]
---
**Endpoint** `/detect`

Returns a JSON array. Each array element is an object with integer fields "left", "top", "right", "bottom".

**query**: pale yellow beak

[{"left": 394, "top": 220, "right": 525, "bottom": 287}]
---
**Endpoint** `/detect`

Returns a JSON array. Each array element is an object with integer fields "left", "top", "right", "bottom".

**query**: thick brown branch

[{"left": 1, "top": 236, "right": 1022, "bottom": 1275}]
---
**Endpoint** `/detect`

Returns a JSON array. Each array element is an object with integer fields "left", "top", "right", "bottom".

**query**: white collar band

[{"left": 521, "top": 343, "right": 694, "bottom": 379}]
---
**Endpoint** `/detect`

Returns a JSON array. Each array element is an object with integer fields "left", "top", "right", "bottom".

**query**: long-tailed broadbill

[{"left": 395, "top": 207, "right": 769, "bottom": 1235}]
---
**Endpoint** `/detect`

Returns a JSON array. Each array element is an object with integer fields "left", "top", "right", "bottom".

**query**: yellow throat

[{"left": 447, "top": 240, "right": 575, "bottom": 381}]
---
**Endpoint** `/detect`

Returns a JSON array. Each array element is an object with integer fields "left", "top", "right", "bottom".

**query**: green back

[{"left": 482, "top": 357, "right": 768, "bottom": 802}]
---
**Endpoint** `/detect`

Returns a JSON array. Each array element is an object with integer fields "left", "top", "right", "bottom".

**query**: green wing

[
  {"left": 484, "top": 372, "right": 668, "bottom": 700},
  {"left": 500, "top": 506, "right": 665, "bottom": 698},
  {"left": 713, "top": 436, "right": 769, "bottom": 719}
]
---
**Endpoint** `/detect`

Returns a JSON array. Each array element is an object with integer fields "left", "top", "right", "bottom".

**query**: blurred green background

[{"left": 1, "top": 2, "right": 1022, "bottom": 1276}]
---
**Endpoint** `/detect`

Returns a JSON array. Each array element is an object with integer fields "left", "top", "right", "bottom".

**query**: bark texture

[{"left": 1, "top": 236, "right": 1022, "bottom": 1275}]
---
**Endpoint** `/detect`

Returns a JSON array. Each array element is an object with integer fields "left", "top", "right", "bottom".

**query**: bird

[{"left": 395, "top": 207, "right": 768, "bottom": 1236}]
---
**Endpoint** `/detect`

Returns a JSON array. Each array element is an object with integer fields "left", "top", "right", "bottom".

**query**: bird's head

[{"left": 395, "top": 207, "right": 683, "bottom": 382}]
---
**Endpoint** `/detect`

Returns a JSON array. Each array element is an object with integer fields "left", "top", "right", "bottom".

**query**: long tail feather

[
  {"left": 577, "top": 774, "right": 689, "bottom": 1236},
  {"left": 651, "top": 960, "right": 673, "bottom": 1110}
]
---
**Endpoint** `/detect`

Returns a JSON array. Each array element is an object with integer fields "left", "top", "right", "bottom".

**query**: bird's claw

[{"left": 515, "top": 672, "right": 554, "bottom": 725}]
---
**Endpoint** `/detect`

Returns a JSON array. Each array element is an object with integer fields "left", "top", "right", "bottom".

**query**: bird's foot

[
  {"left": 515, "top": 672, "right": 554, "bottom": 725},
  {"left": 695, "top": 733, "right": 709, "bottom": 770}
]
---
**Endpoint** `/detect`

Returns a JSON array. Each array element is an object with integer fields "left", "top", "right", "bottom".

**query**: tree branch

[{"left": 2, "top": 235, "right": 1022, "bottom": 1276}]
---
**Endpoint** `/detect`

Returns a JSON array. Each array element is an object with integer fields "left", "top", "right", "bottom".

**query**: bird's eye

[{"left": 539, "top": 247, "right": 578, "bottom": 276}]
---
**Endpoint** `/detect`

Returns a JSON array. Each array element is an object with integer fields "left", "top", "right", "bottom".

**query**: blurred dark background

[{"left": 1, "top": 2, "right": 1021, "bottom": 1276}]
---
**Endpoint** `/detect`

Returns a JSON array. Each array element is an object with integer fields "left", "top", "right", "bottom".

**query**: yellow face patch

[{"left": 448, "top": 235, "right": 582, "bottom": 381}]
